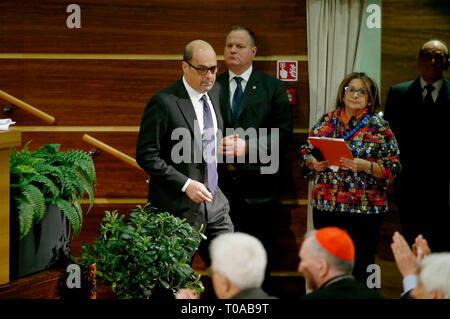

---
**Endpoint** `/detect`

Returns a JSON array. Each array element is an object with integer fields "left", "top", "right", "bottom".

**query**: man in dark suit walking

[
  {"left": 216, "top": 26, "right": 293, "bottom": 284},
  {"left": 384, "top": 39, "right": 450, "bottom": 252},
  {"left": 136, "top": 40, "right": 233, "bottom": 265}
]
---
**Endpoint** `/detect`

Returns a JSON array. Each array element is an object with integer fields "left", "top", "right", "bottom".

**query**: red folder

[{"left": 308, "top": 137, "right": 354, "bottom": 167}]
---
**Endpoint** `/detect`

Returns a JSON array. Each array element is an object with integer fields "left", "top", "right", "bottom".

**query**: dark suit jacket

[
  {"left": 384, "top": 77, "right": 449, "bottom": 201},
  {"left": 216, "top": 69, "right": 293, "bottom": 202},
  {"left": 300, "top": 277, "right": 384, "bottom": 299},
  {"left": 232, "top": 287, "right": 278, "bottom": 299},
  {"left": 136, "top": 79, "right": 226, "bottom": 230}
]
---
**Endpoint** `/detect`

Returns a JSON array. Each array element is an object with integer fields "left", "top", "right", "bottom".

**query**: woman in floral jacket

[{"left": 299, "top": 72, "right": 401, "bottom": 283}]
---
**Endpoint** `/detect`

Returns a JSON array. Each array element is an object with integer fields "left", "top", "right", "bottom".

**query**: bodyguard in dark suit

[
  {"left": 216, "top": 26, "right": 293, "bottom": 281},
  {"left": 384, "top": 39, "right": 450, "bottom": 252},
  {"left": 136, "top": 40, "right": 233, "bottom": 264}
]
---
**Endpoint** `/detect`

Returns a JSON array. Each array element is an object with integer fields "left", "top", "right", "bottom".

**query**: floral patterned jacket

[{"left": 298, "top": 107, "right": 401, "bottom": 214}]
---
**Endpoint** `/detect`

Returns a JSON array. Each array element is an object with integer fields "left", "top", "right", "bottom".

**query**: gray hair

[
  {"left": 209, "top": 232, "right": 267, "bottom": 290},
  {"left": 304, "top": 230, "right": 354, "bottom": 275},
  {"left": 418, "top": 252, "right": 450, "bottom": 299}
]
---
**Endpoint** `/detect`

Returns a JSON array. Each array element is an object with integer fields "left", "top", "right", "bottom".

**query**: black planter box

[{"left": 10, "top": 204, "right": 71, "bottom": 280}]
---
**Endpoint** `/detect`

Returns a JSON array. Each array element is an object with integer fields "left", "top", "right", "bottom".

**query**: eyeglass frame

[
  {"left": 344, "top": 86, "right": 369, "bottom": 97},
  {"left": 420, "top": 52, "right": 447, "bottom": 66},
  {"left": 184, "top": 60, "right": 219, "bottom": 76}
]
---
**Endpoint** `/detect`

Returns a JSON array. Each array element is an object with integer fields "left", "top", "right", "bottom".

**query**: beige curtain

[
  {"left": 307, "top": 0, "right": 367, "bottom": 126},
  {"left": 305, "top": 0, "right": 367, "bottom": 231}
]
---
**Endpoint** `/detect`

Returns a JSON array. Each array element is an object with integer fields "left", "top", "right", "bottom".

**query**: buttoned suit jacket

[
  {"left": 216, "top": 69, "right": 293, "bottom": 203},
  {"left": 136, "top": 79, "right": 227, "bottom": 231}
]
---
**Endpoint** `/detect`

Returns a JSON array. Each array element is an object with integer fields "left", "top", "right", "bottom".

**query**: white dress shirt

[
  {"left": 181, "top": 76, "right": 218, "bottom": 192},
  {"left": 420, "top": 77, "right": 443, "bottom": 103},
  {"left": 228, "top": 65, "right": 253, "bottom": 108}
]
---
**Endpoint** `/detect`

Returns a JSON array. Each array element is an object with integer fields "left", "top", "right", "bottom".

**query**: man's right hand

[{"left": 185, "top": 180, "right": 213, "bottom": 204}]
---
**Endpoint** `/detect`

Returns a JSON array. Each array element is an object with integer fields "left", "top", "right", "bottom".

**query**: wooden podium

[{"left": 0, "top": 130, "right": 21, "bottom": 285}]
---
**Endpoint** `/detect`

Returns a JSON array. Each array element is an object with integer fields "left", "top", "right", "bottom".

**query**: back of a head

[
  {"left": 307, "top": 227, "right": 355, "bottom": 275},
  {"left": 419, "top": 252, "right": 450, "bottom": 299},
  {"left": 209, "top": 232, "right": 267, "bottom": 290}
]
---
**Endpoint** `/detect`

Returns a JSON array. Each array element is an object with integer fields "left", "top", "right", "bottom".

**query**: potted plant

[
  {"left": 75, "top": 204, "right": 205, "bottom": 299},
  {"left": 9, "top": 141, "right": 96, "bottom": 278}
]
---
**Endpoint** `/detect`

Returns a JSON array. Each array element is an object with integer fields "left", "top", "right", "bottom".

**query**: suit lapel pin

[{"left": 252, "top": 86, "right": 256, "bottom": 90}]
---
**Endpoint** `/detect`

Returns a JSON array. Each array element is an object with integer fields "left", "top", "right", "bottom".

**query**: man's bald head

[
  {"left": 183, "top": 40, "right": 215, "bottom": 63},
  {"left": 182, "top": 40, "right": 217, "bottom": 93},
  {"left": 419, "top": 39, "right": 449, "bottom": 60},
  {"left": 417, "top": 39, "right": 449, "bottom": 83}
]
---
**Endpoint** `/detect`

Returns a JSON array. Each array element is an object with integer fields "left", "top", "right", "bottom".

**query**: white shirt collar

[
  {"left": 182, "top": 76, "right": 209, "bottom": 101},
  {"left": 420, "top": 77, "right": 443, "bottom": 92},
  {"left": 228, "top": 65, "right": 253, "bottom": 83}
]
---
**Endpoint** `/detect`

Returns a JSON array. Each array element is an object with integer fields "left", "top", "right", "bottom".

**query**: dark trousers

[
  {"left": 396, "top": 177, "right": 450, "bottom": 252},
  {"left": 313, "top": 208, "right": 384, "bottom": 284},
  {"left": 191, "top": 187, "right": 234, "bottom": 267},
  {"left": 219, "top": 172, "right": 280, "bottom": 293}
]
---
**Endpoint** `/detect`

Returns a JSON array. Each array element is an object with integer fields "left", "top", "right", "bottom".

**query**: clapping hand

[
  {"left": 391, "top": 231, "right": 418, "bottom": 278},
  {"left": 391, "top": 232, "right": 432, "bottom": 278}
]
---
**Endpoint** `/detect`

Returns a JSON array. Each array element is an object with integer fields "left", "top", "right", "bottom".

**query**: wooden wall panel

[
  {"left": 381, "top": 0, "right": 450, "bottom": 105},
  {"left": 17, "top": 132, "right": 148, "bottom": 198},
  {"left": 0, "top": 60, "right": 309, "bottom": 129},
  {"left": 0, "top": 0, "right": 307, "bottom": 55}
]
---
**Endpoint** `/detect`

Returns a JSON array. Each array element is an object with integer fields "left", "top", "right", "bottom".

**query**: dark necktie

[
  {"left": 200, "top": 95, "right": 218, "bottom": 194},
  {"left": 232, "top": 76, "right": 243, "bottom": 124},
  {"left": 424, "top": 84, "right": 435, "bottom": 106}
]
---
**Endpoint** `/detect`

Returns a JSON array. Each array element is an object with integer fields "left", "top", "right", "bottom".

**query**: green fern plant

[{"left": 10, "top": 141, "right": 96, "bottom": 239}]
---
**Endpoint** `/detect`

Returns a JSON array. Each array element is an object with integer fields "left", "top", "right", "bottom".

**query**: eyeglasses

[
  {"left": 184, "top": 60, "right": 218, "bottom": 75},
  {"left": 420, "top": 53, "right": 446, "bottom": 66},
  {"left": 344, "top": 86, "right": 369, "bottom": 97}
]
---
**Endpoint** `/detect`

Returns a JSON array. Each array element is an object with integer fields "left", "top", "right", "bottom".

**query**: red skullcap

[{"left": 315, "top": 227, "right": 355, "bottom": 261}]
